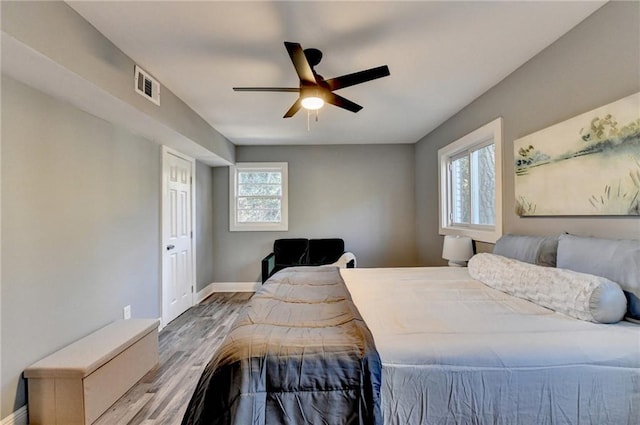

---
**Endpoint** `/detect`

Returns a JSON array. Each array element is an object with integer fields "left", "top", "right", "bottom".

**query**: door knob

[{"left": 166, "top": 244, "right": 175, "bottom": 251}]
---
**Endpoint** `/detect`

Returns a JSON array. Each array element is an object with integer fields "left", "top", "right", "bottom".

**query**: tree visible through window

[
  {"left": 237, "top": 171, "right": 282, "bottom": 223},
  {"left": 451, "top": 154, "right": 470, "bottom": 224},
  {"left": 474, "top": 144, "right": 496, "bottom": 225},
  {"left": 450, "top": 144, "right": 495, "bottom": 226},
  {"left": 230, "top": 163, "right": 288, "bottom": 231}
]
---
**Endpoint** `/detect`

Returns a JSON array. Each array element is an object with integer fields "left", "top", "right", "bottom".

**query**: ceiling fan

[{"left": 233, "top": 42, "right": 390, "bottom": 118}]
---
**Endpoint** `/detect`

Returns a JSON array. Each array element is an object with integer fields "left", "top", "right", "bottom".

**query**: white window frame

[
  {"left": 229, "top": 162, "right": 288, "bottom": 232},
  {"left": 438, "top": 117, "right": 503, "bottom": 243}
]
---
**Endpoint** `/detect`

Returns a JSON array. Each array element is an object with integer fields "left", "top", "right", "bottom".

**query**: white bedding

[{"left": 342, "top": 267, "right": 640, "bottom": 425}]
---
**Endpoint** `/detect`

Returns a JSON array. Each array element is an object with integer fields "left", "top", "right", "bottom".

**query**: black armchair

[{"left": 261, "top": 238, "right": 356, "bottom": 283}]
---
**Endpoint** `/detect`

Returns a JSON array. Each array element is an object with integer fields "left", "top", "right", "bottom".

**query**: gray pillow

[
  {"left": 493, "top": 234, "right": 558, "bottom": 267},
  {"left": 557, "top": 234, "right": 640, "bottom": 321}
]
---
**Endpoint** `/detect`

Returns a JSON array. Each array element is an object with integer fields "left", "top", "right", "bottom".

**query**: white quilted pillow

[{"left": 468, "top": 253, "right": 627, "bottom": 323}]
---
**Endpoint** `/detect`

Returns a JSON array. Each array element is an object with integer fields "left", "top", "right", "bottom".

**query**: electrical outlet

[{"left": 123, "top": 305, "right": 131, "bottom": 320}]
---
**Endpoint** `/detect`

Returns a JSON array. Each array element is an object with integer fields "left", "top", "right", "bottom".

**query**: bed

[
  {"left": 183, "top": 235, "right": 640, "bottom": 425},
  {"left": 344, "top": 266, "right": 639, "bottom": 424}
]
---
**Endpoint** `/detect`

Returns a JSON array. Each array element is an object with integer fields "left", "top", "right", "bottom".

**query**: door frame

[{"left": 161, "top": 145, "right": 196, "bottom": 327}]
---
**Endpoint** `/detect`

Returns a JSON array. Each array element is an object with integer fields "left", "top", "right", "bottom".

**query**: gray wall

[
  {"left": 1, "top": 3, "right": 230, "bottom": 415},
  {"left": 1, "top": 1, "right": 235, "bottom": 164},
  {"left": 1, "top": 76, "right": 162, "bottom": 416},
  {"left": 415, "top": 1, "right": 640, "bottom": 265},
  {"left": 196, "top": 162, "right": 215, "bottom": 291},
  {"left": 212, "top": 144, "right": 418, "bottom": 283}
]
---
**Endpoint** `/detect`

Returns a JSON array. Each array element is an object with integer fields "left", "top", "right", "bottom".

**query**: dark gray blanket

[{"left": 182, "top": 267, "right": 382, "bottom": 425}]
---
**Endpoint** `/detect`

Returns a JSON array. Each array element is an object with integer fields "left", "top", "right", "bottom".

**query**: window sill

[
  {"left": 439, "top": 226, "right": 501, "bottom": 244},
  {"left": 230, "top": 223, "right": 288, "bottom": 232}
]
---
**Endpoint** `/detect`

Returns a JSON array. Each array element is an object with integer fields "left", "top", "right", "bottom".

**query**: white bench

[{"left": 24, "top": 319, "right": 159, "bottom": 425}]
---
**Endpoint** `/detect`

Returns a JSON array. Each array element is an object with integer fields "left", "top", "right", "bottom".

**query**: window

[
  {"left": 229, "top": 162, "right": 288, "bottom": 231},
  {"left": 438, "top": 118, "right": 502, "bottom": 243}
]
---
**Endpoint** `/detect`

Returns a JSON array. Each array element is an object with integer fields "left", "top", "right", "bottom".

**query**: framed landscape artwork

[{"left": 514, "top": 92, "right": 640, "bottom": 216}]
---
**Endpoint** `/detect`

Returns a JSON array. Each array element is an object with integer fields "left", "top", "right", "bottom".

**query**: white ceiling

[{"left": 67, "top": 1, "right": 605, "bottom": 146}]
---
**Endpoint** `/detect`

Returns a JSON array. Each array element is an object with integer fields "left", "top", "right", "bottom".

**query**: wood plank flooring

[{"left": 94, "top": 292, "right": 253, "bottom": 425}]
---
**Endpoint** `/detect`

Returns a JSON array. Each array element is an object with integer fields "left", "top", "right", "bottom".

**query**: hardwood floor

[{"left": 94, "top": 292, "right": 253, "bottom": 425}]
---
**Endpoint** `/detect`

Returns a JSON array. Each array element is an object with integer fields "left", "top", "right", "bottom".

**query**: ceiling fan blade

[
  {"left": 233, "top": 87, "right": 299, "bottom": 92},
  {"left": 284, "top": 42, "right": 316, "bottom": 85},
  {"left": 283, "top": 98, "right": 303, "bottom": 118},
  {"left": 324, "top": 92, "right": 363, "bottom": 113},
  {"left": 325, "top": 65, "right": 390, "bottom": 91}
]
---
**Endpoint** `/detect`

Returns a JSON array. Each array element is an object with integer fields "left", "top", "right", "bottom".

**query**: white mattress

[{"left": 342, "top": 267, "right": 640, "bottom": 425}]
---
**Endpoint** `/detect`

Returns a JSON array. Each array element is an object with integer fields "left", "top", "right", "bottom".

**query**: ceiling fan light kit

[
  {"left": 233, "top": 41, "right": 390, "bottom": 119},
  {"left": 301, "top": 96, "right": 324, "bottom": 110}
]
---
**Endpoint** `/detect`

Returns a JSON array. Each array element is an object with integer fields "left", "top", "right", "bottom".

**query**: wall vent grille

[{"left": 134, "top": 65, "right": 160, "bottom": 105}]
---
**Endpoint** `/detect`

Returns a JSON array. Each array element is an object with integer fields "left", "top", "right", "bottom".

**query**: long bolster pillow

[{"left": 468, "top": 253, "right": 627, "bottom": 324}]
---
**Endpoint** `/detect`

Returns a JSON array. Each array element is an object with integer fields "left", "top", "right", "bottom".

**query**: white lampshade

[
  {"left": 301, "top": 96, "right": 324, "bottom": 110},
  {"left": 442, "top": 235, "right": 474, "bottom": 267}
]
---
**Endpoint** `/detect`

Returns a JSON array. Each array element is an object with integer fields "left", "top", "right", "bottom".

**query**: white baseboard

[
  {"left": 157, "top": 316, "right": 165, "bottom": 332},
  {"left": 196, "top": 282, "right": 216, "bottom": 303},
  {"left": 196, "top": 282, "right": 260, "bottom": 302},
  {"left": 1, "top": 406, "right": 27, "bottom": 425}
]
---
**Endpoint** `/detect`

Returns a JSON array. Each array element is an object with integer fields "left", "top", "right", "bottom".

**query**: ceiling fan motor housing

[
  {"left": 300, "top": 85, "right": 326, "bottom": 100},
  {"left": 304, "top": 48, "right": 323, "bottom": 68}
]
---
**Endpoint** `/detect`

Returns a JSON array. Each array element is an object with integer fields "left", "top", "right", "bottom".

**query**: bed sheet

[{"left": 342, "top": 267, "right": 640, "bottom": 425}]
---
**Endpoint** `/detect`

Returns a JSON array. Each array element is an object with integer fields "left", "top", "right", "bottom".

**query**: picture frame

[{"left": 514, "top": 92, "right": 640, "bottom": 216}]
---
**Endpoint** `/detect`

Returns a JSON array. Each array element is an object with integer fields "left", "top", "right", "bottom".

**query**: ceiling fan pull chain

[
  {"left": 315, "top": 109, "right": 319, "bottom": 123},
  {"left": 307, "top": 109, "right": 311, "bottom": 131}
]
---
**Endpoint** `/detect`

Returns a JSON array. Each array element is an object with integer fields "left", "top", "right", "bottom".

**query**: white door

[{"left": 162, "top": 147, "right": 195, "bottom": 325}]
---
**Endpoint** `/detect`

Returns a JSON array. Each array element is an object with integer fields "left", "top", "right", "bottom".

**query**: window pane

[
  {"left": 237, "top": 209, "right": 281, "bottom": 223},
  {"left": 451, "top": 156, "right": 470, "bottom": 224},
  {"left": 236, "top": 170, "right": 283, "bottom": 223},
  {"left": 472, "top": 144, "right": 495, "bottom": 225},
  {"left": 237, "top": 197, "right": 281, "bottom": 210},
  {"left": 267, "top": 173, "right": 282, "bottom": 184},
  {"left": 238, "top": 171, "right": 281, "bottom": 184},
  {"left": 237, "top": 183, "right": 282, "bottom": 196}
]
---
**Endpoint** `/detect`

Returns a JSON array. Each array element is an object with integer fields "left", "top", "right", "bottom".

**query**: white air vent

[{"left": 134, "top": 65, "right": 160, "bottom": 105}]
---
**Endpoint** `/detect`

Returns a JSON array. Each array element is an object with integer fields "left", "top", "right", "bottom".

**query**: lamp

[
  {"left": 442, "top": 235, "right": 474, "bottom": 267},
  {"left": 300, "top": 86, "right": 325, "bottom": 111},
  {"left": 301, "top": 96, "right": 324, "bottom": 110}
]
